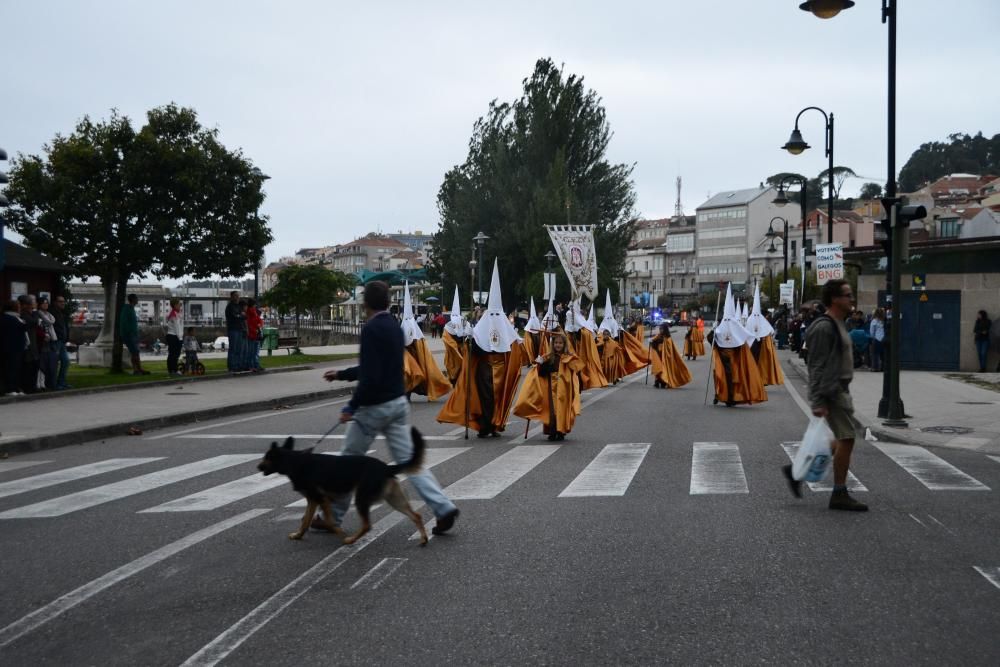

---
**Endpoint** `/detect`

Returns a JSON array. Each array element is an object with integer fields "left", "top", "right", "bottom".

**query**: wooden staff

[
  {"left": 703, "top": 290, "right": 723, "bottom": 406},
  {"left": 464, "top": 337, "right": 472, "bottom": 440},
  {"left": 644, "top": 341, "right": 652, "bottom": 384}
]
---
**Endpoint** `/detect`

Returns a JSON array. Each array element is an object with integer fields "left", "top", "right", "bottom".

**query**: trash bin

[{"left": 262, "top": 327, "right": 278, "bottom": 356}]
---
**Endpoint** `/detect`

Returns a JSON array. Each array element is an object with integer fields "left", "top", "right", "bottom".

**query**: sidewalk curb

[{"left": 0, "top": 386, "right": 355, "bottom": 457}]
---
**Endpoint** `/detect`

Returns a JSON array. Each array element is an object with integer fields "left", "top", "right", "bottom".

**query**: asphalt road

[{"left": 1, "top": 339, "right": 998, "bottom": 666}]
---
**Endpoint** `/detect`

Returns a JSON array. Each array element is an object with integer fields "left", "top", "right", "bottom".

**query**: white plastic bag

[{"left": 792, "top": 416, "right": 834, "bottom": 482}]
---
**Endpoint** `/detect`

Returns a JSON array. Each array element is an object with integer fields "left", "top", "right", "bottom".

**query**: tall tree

[
  {"left": 430, "top": 58, "right": 637, "bottom": 311},
  {"left": 898, "top": 131, "right": 1000, "bottom": 192},
  {"left": 263, "top": 264, "right": 355, "bottom": 332},
  {"left": 5, "top": 105, "right": 272, "bottom": 371},
  {"left": 859, "top": 182, "right": 883, "bottom": 200},
  {"left": 817, "top": 166, "right": 857, "bottom": 201}
]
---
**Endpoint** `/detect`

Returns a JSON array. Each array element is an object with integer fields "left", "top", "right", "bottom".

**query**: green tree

[
  {"left": 430, "top": 58, "right": 637, "bottom": 311},
  {"left": 5, "top": 105, "right": 272, "bottom": 372},
  {"left": 817, "top": 166, "right": 857, "bottom": 201},
  {"left": 899, "top": 131, "right": 1000, "bottom": 192},
  {"left": 859, "top": 182, "right": 883, "bottom": 200},
  {"left": 262, "top": 264, "right": 355, "bottom": 332}
]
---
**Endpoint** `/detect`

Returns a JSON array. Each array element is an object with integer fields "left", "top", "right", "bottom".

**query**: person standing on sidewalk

[
  {"left": 1, "top": 299, "right": 27, "bottom": 395},
  {"left": 119, "top": 294, "right": 150, "bottom": 376},
  {"left": 869, "top": 308, "right": 885, "bottom": 372},
  {"left": 165, "top": 298, "right": 184, "bottom": 377},
  {"left": 224, "top": 291, "right": 245, "bottom": 373},
  {"left": 783, "top": 278, "right": 868, "bottom": 512},
  {"left": 974, "top": 310, "right": 991, "bottom": 373},
  {"left": 52, "top": 295, "right": 72, "bottom": 389},
  {"left": 318, "top": 280, "right": 459, "bottom": 536}
]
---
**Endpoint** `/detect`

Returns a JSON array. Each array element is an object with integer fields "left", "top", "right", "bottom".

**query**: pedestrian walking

[
  {"left": 119, "top": 294, "right": 150, "bottom": 376},
  {"left": 165, "top": 298, "right": 184, "bottom": 376},
  {"left": 318, "top": 280, "right": 460, "bottom": 535},
  {"left": 783, "top": 278, "right": 868, "bottom": 511},
  {"left": 52, "top": 295, "right": 72, "bottom": 389},
  {"left": 974, "top": 310, "right": 991, "bottom": 373}
]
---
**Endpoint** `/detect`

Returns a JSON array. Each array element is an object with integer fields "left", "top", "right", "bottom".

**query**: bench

[{"left": 272, "top": 336, "right": 301, "bottom": 355}]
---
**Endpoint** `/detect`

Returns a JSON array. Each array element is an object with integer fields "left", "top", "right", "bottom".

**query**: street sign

[
  {"left": 779, "top": 281, "right": 794, "bottom": 305},
  {"left": 815, "top": 243, "right": 844, "bottom": 284}
]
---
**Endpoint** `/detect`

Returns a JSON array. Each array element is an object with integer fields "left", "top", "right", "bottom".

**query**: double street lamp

[
  {"left": 781, "top": 106, "right": 835, "bottom": 244},
  {"left": 473, "top": 231, "right": 489, "bottom": 307},
  {"left": 772, "top": 175, "right": 810, "bottom": 274},
  {"left": 765, "top": 215, "right": 789, "bottom": 287}
]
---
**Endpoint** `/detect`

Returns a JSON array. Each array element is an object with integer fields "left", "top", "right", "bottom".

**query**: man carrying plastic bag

[{"left": 782, "top": 279, "right": 868, "bottom": 512}]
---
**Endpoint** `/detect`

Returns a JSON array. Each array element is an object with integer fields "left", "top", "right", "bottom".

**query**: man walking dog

[{"left": 319, "top": 281, "right": 460, "bottom": 535}]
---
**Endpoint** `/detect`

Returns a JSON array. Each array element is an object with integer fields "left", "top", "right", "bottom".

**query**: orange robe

[
  {"left": 437, "top": 342, "right": 526, "bottom": 433},
  {"left": 577, "top": 329, "right": 609, "bottom": 389},
  {"left": 598, "top": 335, "right": 625, "bottom": 384},
  {"left": 513, "top": 352, "right": 586, "bottom": 435},
  {"left": 753, "top": 335, "right": 785, "bottom": 386},
  {"left": 404, "top": 339, "right": 452, "bottom": 401},
  {"left": 442, "top": 331, "right": 465, "bottom": 384},
  {"left": 522, "top": 331, "right": 541, "bottom": 366},
  {"left": 711, "top": 344, "right": 767, "bottom": 405},
  {"left": 620, "top": 329, "right": 650, "bottom": 375},
  {"left": 685, "top": 327, "right": 706, "bottom": 357},
  {"left": 650, "top": 335, "right": 692, "bottom": 388}
]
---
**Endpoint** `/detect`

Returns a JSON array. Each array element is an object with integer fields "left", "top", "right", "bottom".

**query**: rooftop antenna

[{"left": 674, "top": 176, "right": 684, "bottom": 217}]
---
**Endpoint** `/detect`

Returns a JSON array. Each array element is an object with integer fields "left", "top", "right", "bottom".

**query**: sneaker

[
  {"left": 829, "top": 490, "right": 868, "bottom": 512},
  {"left": 781, "top": 464, "right": 802, "bottom": 499},
  {"left": 432, "top": 508, "right": 459, "bottom": 536}
]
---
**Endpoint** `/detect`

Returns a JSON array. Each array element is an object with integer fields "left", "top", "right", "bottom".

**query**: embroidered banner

[{"left": 545, "top": 225, "right": 598, "bottom": 300}]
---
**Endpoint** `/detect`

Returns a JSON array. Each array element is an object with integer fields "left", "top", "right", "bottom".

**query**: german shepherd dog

[{"left": 257, "top": 427, "right": 428, "bottom": 546}]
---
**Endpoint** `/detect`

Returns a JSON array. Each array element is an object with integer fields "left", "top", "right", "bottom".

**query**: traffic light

[
  {"left": 0, "top": 146, "right": 8, "bottom": 272},
  {"left": 896, "top": 204, "right": 926, "bottom": 264}
]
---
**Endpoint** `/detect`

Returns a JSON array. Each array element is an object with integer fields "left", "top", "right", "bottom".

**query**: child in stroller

[{"left": 181, "top": 327, "right": 206, "bottom": 375}]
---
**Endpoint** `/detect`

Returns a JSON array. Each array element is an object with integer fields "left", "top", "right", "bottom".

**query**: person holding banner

[
  {"left": 650, "top": 323, "right": 692, "bottom": 389},
  {"left": 514, "top": 332, "right": 585, "bottom": 441}
]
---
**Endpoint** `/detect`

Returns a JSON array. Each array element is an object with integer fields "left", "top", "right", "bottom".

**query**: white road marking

[
  {"left": 925, "top": 514, "right": 956, "bottom": 535},
  {"left": 973, "top": 566, "right": 1000, "bottom": 591},
  {"left": 445, "top": 445, "right": 560, "bottom": 499},
  {"left": 781, "top": 374, "right": 814, "bottom": 418},
  {"left": 146, "top": 397, "right": 351, "bottom": 440},
  {"left": 349, "top": 557, "right": 407, "bottom": 590},
  {"left": 690, "top": 442, "right": 749, "bottom": 495},
  {"left": 989, "top": 455, "right": 1000, "bottom": 466},
  {"left": 872, "top": 443, "right": 990, "bottom": 491},
  {"left": 780, "top": 442, "right": 866, "bottom": 492},
  {"left": 909, "top": 514, "right": 928, "bottom": 528},
  {"left": 0, "top": 460, "right": 51, "bottom": 474},
  {"left": 176, "top": 433, "right": 460, "bottom": 440},
  {"left": 0, "top": 458, "right": 163, "bottom": 500},
  {"left": 140, "top": 472, "right": 287, "bottom": 513},
  {"left": 558, "top": 443, "right": 651, "bottom": 497},
  {"left": 0, "top": 455, "right": 260, "bottom": 518},
  {"left": 0, "top": 509, "right": 267, "bottom": 649},
  {"left": 180, "top": 504, "right": 423, "bottom": 667}
]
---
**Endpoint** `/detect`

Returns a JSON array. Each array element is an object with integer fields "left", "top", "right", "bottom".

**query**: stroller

[{"left": 181, "top": 334, "right": 206, "bottom": 376}]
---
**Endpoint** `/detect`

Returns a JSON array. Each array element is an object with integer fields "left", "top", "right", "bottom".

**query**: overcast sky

[{"left": 3, "top": 1, "right": 998, "bottom": 283}]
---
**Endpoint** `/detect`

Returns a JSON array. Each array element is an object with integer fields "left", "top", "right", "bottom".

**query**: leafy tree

[
  {"left": 765, "top": 171, "right": 823, "bottom": 215},
  {"left": 899, "top": 131, "right": 1000, "bottom": 192},
  {"left": 430, "top": 58, "right": 638, "bottom": 311},
  {"left": 859, "top": 182, "right": 883, "bottom": 200},
  {"left": 817, "top": 166, "right": 857, "bottom": 200},
  {"left": 5, "top": 105, "right": 272, "bottom": 372},
  {"left": 262, "top": 264, "right": 355, "bottom": 331}
]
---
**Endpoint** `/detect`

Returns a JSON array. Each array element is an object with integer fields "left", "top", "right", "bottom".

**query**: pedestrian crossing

[{"left": 0, "top": 441, "right": 994, "bottom": 520}]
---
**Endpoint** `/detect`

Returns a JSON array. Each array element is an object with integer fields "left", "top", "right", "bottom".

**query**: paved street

[{"left": 1, "top": 337, "right": 998, "bottom": 665}]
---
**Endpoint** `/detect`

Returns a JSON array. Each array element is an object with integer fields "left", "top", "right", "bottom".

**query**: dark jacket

[
  {"left": 119, "top": 304, "right": 139, "bottom": 339},
  {"left": 339, "top": 311, "right": 404, "bottom": 411},
  {"left": 974, "top": 317, "right": 991, "bottom": 342},
  {"left": 52, "top": 308, "right": 69, "bottom": 343},
  {"left": 225, "top": 301, "right": 244, "bottom": 331},
  {"left": 805, "top": 314, "right": 851, "bottom": 409}
]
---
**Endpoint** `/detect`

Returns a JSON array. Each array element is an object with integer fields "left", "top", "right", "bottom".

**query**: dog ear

[
  {"left": 269, "top": 441, "right": 278, "bottom": 450},
  {"left": 282, "top": 437, "right": 294, "bottom": 450}
]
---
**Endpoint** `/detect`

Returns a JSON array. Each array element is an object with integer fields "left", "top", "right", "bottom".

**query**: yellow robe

[
  {"left": 711, "top": 344, "right": 768, "bottom": 405},
  {"left": 442, "top": 331, "right": 465, "bottom": 384},
  {"left": 685, "top": 327, "right": 706, "bottom": 357},
  {"left": 598, "top": 335, "right": 625, "bottom": 384},
  {"left": 513, "top": 352, "right": 586, "bottom": 435},
  {"left": 522, "top": 331, "right": 541, "bottom": 366},
  {"left": 404, "top": 338, "right": 452, "bottom": 401},
  {"left": 650, "top": 335, "right": 692, "bottom": 388},
  {"left": 437, "top": 342, "right": 526, "bottom": 433},
  {"left": 754, "top": 335, "right": 785, "bottom": 386},
  {"left": 577, "top": 329, "right": 609, "bottom": 389},
  {"left": 620, "top": 329, "right": 650, "bottom": 375}
]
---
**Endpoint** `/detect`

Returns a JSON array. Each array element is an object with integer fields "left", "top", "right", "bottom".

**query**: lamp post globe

[
  {"left": 799, "top": 0, "right": 854, "bottom": 19},
  {"left": 781, "top": 129, "right": 810, "bottom": 155}
]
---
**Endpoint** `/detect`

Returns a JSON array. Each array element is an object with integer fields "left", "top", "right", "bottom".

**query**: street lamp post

[
  {"left": 765, "top": 216, "right": 789, "bottom": 282},
  {"left": 0, "top": 146, "right": 8, "bottom": 273},
  {"left": 772, "top": 176, "right": 809, "bottom": 280},
  {"left": 781, "top": 106, "right": 835, "bottom": 244},
  {"left": 473, "top": 231, "right": 489, "bottom": 306},
  {"left": 797, "top": 0, "right": 907, "bottom": 425}
]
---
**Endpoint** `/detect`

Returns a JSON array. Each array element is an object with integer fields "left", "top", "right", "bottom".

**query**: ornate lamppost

[{"left": 781, "top": 107, "right": 835, "bottom": 244}]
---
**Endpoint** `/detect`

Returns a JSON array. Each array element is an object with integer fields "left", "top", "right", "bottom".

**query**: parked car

[{"left": 209, "top": 336, "right": 229, "bottom": 351}]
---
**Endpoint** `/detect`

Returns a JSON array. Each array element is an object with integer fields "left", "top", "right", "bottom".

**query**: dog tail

[{"left": 387, "top": 426, "right": 426, "bottom": 475}]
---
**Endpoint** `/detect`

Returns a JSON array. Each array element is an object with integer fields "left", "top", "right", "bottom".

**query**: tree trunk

[{"left": 111, "top": 270, "right": 128, "bottom": 373}]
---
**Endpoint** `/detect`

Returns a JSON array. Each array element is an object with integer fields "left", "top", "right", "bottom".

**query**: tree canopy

[
  {"left": 430, "top": 58, "right": 638, "bottom": 311},
  {"left": 263, "top": 264, "right": 355, "bottom": 321},
  {"left": 5, "top": 104, "right": 272, "bottom": 371},
  {"left": 899, "top": 131, "right": 1000, "bottom": 192}
]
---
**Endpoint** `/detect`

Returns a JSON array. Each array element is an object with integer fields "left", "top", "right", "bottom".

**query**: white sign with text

[{"left": 815, "top": 243, "right": 844, "bottom": 284}]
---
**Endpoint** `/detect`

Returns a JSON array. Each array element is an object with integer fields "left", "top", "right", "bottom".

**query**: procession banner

[
  {"left": 779, "top": 281, "right": 794, "bottom": 305},
  {"left": 815, "top": 243, "right": 844, "bottom": 285},
  {"left": 545, "top": 225, "right": 598, "bottom": 300}
]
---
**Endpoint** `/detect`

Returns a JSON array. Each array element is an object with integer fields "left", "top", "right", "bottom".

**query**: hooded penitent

[
  {"left": 401, "top": 282, "right": 423, "bottom": 346},
  {"left": 541, "top": 297, "right": 559, "bottom": 332},
  {"left": 744, "top": 282, "right": 775, "bottom": 340},
  {"left": 597, "top": 289, "right": 620, "bottom": 339},
  {"left": 582, "top": 303, "right": 598, "bottom": 334},
  {"left": 444, "top": 286, "right": 466, "bottom": 337},
  {"left": 522, "top": 296, "right": 543, "bottom": 363},
  {"left": 442, "top": 286, "right": 468, "bottom": 384},
  {"left": 472, "top": 260, "right": 521, "bottom": 353},
  {"left": 401, "top": 282, "right": 451, "bottom": 400},
  {"left": 526, "top": 297, "right": 542, "bottom": 334},
  {"left": 712, "top": 284, "right": 754, "bottom": 349},
  {"left": 745, "top": 282, "right": 783, "bottom": 386},
  {"left": 710, "top": 283, "right": 767, "bottom": 405}
]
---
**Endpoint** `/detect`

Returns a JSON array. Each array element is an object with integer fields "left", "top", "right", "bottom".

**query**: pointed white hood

[
  {"left": 597, "top": 289, "right": 620, "bottom": 338},
  {"left": 564, "top": 299, "right": 582, "bottom": 333},
  {"left": 581, "top": 302, "right": 597, "bottom": 333},
  {"left": 472, "top": 259, "right": 521, "bottom": 352},
  {"left": 745, "top": 282, "right": 775, "bottom": 339},
  {"left": 525, "top": 297, "right": 542, "bottom": 333},
  {"left": 740, "top": 301, "right": 749, "bottom": 325},
  {"left": 541, "top": 297, "right": 559, "bottom": 331},
  {"left": 444, "top": 286, "right": 465, "bottom": 337},
  {"left": 712, "top": 283, "right": 753, "bottom": 348},
  {"left": 400, "top": 282, "right": 423, "bottom": 346}
]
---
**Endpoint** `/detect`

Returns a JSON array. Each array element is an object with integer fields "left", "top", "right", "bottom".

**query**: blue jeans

[
  {"left": 226, "top": 329, "right": 246, "bottom": 371},
  {"left": 332, "top": 396, "right": 455, "bottom": 524},
  {"left": 55, "top": 340, "right": 70, "bottom": 388},
  {"left": 976, "top": 339, "right": 989, "bottom": 371}
]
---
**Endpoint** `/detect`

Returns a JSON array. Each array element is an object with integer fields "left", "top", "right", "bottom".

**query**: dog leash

[{"left": 314, "top": 420, "right": 343, "bottom": 445}]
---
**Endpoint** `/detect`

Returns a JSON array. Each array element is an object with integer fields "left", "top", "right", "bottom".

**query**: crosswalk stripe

[
  {"left": 176, "top": 434, "right": 460, "bottom": 441},
  {"left": 973, "top": 566, "right": 1000, "bottom": 591},
  {"left": 780, "top": 443, "right": 867, "bottom": 492},
  {"left": 558, "top": 443, "right": 650, "bottom": 497},
  {"left": 690, "top": 443, "right": 748, "bottom": 495},
  {"left": 0, "top": 458, "right": 163, "bottom": 500},
  {"left": 140, "top": 473, "right": 287, "bottom": 513},
  {"left": 0, "top": 460, "right": 51, "bottom": 474},
  {"left": 0, "top": 455, "right": 260, "bottom": 519},
  {"left": 0, "top": 509, "right": 268, "bottom": 649},
  {"left": 872, "top": 443, "right": 990, "bottom": 491},
  {"left": 350, "top": 557, "right": 407, "bottom": 590},
  {"left": 989, "top": 455, "right": 1000, "bottom": 466},
  {"left": 445, "top": 445, "right": 560, "bottom": 499},
  {"left": 284, "top": 447, "right": 469, "bottom": 508}
]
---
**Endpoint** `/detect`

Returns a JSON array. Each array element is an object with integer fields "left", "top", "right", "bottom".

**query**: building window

[{"left": 939, "top": 218, "right": 959, "bottom": 238}]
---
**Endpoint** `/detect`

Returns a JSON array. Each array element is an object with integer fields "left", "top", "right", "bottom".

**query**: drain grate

[{"left": 918, "top": 425, "right": 973, "bottom": 434}]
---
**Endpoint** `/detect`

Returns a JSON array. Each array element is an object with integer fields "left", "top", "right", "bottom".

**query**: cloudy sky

[{"left": 3, "top": 1, "right": 998, "bottom": 280}]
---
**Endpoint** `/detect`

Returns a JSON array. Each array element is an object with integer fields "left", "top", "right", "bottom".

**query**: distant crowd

[{"left": 2, "top": 294, "right": 72, "bottom": 395}]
